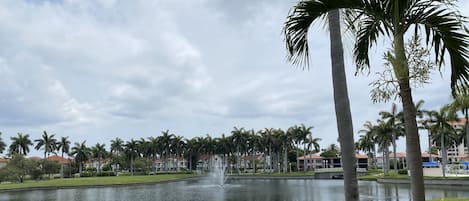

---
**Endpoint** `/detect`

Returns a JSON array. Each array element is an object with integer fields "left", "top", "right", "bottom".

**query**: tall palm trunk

[
  {"left": 283, "top": 146, "right": 288, "bottom": 173},
  {"left": 253, "top": 146, "right": 256, "bottom": 173},
  {"left": 328, "top": 10, "right": 359, "bottom": 201},
  {"left": 61, "top": 151, "right": 65, "bottom": 178},
  {"left": 392, "top": 131, "right": 398, "bottom": 174},
  {"left": 98, "top": 153, "right": 102, "bottom": 174},
  {"left": 394, "top": 32, "right": 425, "bottom": 200},
  {"left": 296, "top": 143, "right": 300, "bottom": 171},
  {"left": 428, "top": 129, "right": 432, "bottom": 162},
  {"left": 465, "top": 113, "right": 469, "bottom": 158},
  {"left": 441, "top": 133, "right": 446, "bottom": 177},
  {"left": 303, "top": 144, "right": 307, "bottom": 172}
]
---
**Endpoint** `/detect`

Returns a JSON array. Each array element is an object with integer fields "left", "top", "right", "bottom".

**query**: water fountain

[{"left": 209, "top": 156, "right": 228, "bottom": 187}]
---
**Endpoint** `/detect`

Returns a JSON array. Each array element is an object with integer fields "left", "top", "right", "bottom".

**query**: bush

[
  {"left": 102, "top": 164, "right": 112, "bottom": 171},
  {"left": 80, "top": 171, "right": 94, "bottom": 177},
  {"left": 85, "top": 167, "right": 97, "bottom": 172},
  {"left": 96, "top": 171, "right": 116, "bottom": 177},
  {"left": 398, "top": 169, "right": 408, "bottom": 175}
]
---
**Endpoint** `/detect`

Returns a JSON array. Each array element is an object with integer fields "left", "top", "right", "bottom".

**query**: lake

[{"left": 1, "top": 179, "right": 468, "bottom": 201}]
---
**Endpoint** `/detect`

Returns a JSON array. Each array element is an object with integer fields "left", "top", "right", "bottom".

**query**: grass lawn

[
  {"left": 0, "top": 174, "right": 195, "bottom": 190},
  {"left": 428, "top": 198, "right": 469, "bottom": 201}
]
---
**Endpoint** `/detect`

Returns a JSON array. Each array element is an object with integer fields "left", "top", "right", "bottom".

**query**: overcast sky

[{"left": 0, "top": 0, "right": 468, "bottom": 157}]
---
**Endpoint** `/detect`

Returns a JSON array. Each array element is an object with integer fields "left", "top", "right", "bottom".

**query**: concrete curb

[{"left": 377, "top": 178, "right": 469, "bottom": 186}]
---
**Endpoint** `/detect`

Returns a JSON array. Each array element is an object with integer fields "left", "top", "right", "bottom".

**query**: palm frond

[
  {"left": 409, "top": 1, "right": 469, "bottom": 95},
  {"left": 283, "top": 0, "right": 364, "bottom": 69}
]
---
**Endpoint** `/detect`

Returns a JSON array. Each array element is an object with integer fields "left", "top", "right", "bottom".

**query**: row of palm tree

[
  {"left": 0, "top": 125, "right": 321, "bottom": 175},
  {"left": 356, "top": 100, "right": 467, "bottom": 177}
]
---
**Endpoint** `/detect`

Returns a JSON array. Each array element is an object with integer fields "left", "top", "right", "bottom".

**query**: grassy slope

[{"left": 0, "top": 174, "right": 195, "bottom": 190}]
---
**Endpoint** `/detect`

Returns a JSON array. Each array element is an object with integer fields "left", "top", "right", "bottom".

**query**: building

[
  {"left": 446, "top": 118, "right": 468, "bottom": 162},
  {"left": 298, "top": 154, "right": 323, "bottom": 170},
  {"left": 376, "top": 152, "right": 441, "bottom": 168},
  {"left": 298, "top": 153, "right": 368, "bottom": 170},
  {"left": 0, "top": 158, "right": 9, "bottom": 168},
  {"left": 154, "top": 157, "right": 188, "bottom": 171}
]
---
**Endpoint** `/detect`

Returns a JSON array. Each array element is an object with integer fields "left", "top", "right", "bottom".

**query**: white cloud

[{"left": 0, "top": 0, "right": 467, "bottom": 156}]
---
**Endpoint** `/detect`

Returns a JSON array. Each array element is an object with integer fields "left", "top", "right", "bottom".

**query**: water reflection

[{"left": 0, "top": 179, "right": 468, "bottom": 201}]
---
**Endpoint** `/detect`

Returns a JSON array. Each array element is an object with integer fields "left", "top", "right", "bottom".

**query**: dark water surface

[{"left": 1, "top": 179, "right": 468, "bottom": 201}]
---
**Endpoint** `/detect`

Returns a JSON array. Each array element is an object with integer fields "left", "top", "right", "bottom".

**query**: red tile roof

[
  {"left": 47, "top": 155, "right": 72, "bottom": 164},
  {"left": 355, "top": 154, "right": 368, "bottom": 159},
  {"left": 298, "top": 154, "right": 322, "bottom": 160}
]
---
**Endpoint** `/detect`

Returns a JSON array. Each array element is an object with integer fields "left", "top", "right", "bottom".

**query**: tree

[
  {"left": 91, "top": 143, "right": 106, "bottom": 173},
  {"left": 110, "top": 137, "right": 124, "bottom": 172},
  {"left": 429, "top": 105, "right": 458, "bottom": 177},
  {"left": 34, "top": 131, "right": 57, "bottom": 160},
  {"left": 284, "top": 3, "right": 358, "bottom": 200},
  {"left": 0, "top": 132, "right": 6, "bottom": 154},
  {"left": 449, "top": 92, "right": 469, "bottom": 158},
  {"left": 231, "top": 127, "right": 247, "bottom": 174},
  {"left": 373, "top": 120, "right": 393, "bottom": 174},
  {"left": 124, "top": 139, "right": 139, "bottom": 175},
  {"left": 9, "top": 133, "right": 33, "bottom": 156},
  {"left": 57, "top": 136, "right": 71, "bottom": 178},
  {"left": 380, "top": 103, "right": 403, "bottom": 174},
  {"left": 159, "top": 130, "right": 174, "bottom": 171},
  {"left": 71, "top": 141, "right": 91, "bottom": 173},
  {"left": 299, "top": 124, "right": 314, "bottom": 172},
  {"left": 286, "top": 1, "right": 469, "bottom": 200},
  {"left": 358, "top": 121, "right": 377, "bottom": 168}
]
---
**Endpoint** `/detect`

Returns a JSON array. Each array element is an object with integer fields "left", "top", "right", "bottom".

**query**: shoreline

[
  {"left": 0, "top": 175, "right": 200, "bottom": 193},
  {"left": 2, "top": 174, "right": 469, "bottom": 192}
]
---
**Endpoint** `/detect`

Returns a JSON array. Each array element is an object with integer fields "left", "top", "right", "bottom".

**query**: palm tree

[
  {"left": 231, "top": 127, "right": 246, "bottom": 174},
  {"left": 0, "top": 132, "right": 6, "bottom": 154},
  {"left": 305, "top": 133, "right": 321, "bottom": 171},
  {"left": 358, "top": 121, "right": 378, "bottom": 168},
  {"left": 9, "top": 133, "right": 33, "bottom": 155},
  {"left": 159, "top": 130, "right": 174, "bottom": 171},
  {"left": 288, "top": 125, "right": 302, "bottom": 172},
  {"left": 172, "top": 135, "right": 185, "bottom": 171},
  {"left": 260, "top": 128, "right": 275, "bottom": 173},
  {"left": 71, "top": 141, "right": 91, "bottom": 173},
  {"left": 147, "top": 136, "right": 160, "bottom": 173},
  {"left": 357, "top": 131, "right": 375, "bottom": 168},
  {"left": 421, "top": 110, "right": 438, "bottom": 162},
  {"left": 34, "top": 131, "right": 57, "bottom": 159},
  {"left": 298, "top": 124, "right": 313, "bottom": 172},
  {"left": 430, "top": 105, "right": 458, "bottom": 177},
  {"left": 286, "top": 2, "right": 469, "bottom": 200},
  {"left": 57, "top": 136, "right": 71, "bottom": 178},
  {"left": 110, "top": 137, "right": 124, "bottom": 173},
  {"left": 125, "top": 139, "right": 139, "bottom": 175},
  {"left": 373, "top": 120, "right": 393, "bottom": 174},
  {"left": 91, "top": 143, "right": 106, "bottom": 173},
  {"left": 449, "top": 92, "right": 469, "bottom": 158},
  {"left": 284, "top": 3, "right": 358, "bottom": 200},
  {"left": 380, "top": 103, "right": 402, "bottom": 174}
]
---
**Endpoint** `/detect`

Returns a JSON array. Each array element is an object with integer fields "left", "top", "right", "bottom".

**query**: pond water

[{"left": 1, "top": 179, "right": 469, "bottom": 201}]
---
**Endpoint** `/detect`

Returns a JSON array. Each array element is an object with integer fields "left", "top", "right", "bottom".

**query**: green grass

[
  {"left": 0, "top": 174, "right": 195, "bottom": 190},
  {"left": 428, "top": 198, "right": 469, "bottom": 201}
]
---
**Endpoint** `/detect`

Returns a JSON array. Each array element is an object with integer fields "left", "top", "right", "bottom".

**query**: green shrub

[
  {"left": 85, "top": 167, "right": 97, "bottom": 172},
  {"left": 96, "top": 171, "right": 116, "bottom": 177},
  {"left": 102, "top": 164, "right": 112, "bottom": 171},
  {"left": 80, "top": 171, "right": 94, "bottom": 177},
  {"left": 398, "top": 169, "right": 408, "bottom": 175}
]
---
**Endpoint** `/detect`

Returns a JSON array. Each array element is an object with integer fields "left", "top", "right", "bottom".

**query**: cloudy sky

[{"left": 0, "top": 0, "right": 468, "bottom": 157}]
